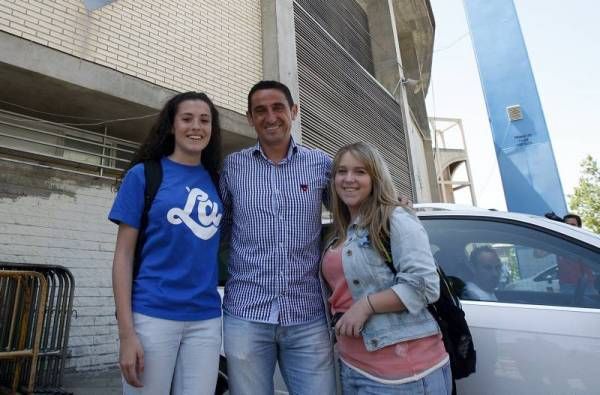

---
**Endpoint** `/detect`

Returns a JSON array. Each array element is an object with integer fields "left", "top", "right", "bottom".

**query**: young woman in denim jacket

[{"left": 321, "top": 142, "right": 452, "bottom": 394}]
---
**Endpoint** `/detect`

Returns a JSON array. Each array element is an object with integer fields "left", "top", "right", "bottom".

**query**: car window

[{"left": 420, "top": 217, "right": 600, "bottom": 309}]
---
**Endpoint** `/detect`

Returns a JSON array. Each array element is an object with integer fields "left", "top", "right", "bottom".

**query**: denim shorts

[{"left": 340, "top": 359, "right": 452, "bottom": 395}]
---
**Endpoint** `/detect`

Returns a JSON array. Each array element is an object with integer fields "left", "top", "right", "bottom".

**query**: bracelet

[{"left": 366, "top": 294, "right": 376, "bottom": 314}]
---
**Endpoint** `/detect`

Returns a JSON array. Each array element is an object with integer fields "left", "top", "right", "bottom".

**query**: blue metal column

[
  {"left": 463, "top": 0, "right": 567, "bottom": 215},
  {"left": 82, "top": 0, "right": 115, "bottom": 11}
]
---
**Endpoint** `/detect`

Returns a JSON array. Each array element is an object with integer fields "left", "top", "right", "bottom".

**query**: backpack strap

[
  {"left": 132, "top": 159, "right": 163, "bottom": 279},
  {"left": 381, "top": 218, "right": 473, "bottom": 387},
  {"left": 381, "top": 222, "right": 458, "bottom": 305},
  {"left": 381, "top": 218, "right": 397, "bottom": 275}
]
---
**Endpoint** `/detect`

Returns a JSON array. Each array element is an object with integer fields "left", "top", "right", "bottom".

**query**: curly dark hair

[{"left": 124, "top": 91, "right": 222, "bottom": 185}]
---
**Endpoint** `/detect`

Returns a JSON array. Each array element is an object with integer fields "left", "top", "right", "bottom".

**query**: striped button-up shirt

[{"left": 219, "top": 139, "right": 332, "bottom": 325}]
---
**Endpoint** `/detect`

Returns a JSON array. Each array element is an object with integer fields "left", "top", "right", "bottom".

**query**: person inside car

[{"left": 463, "top": 246, "right": 502, "bottom": 302}]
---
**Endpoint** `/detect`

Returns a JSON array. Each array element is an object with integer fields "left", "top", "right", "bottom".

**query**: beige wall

[
  {"left": 0, "top": 0, "right": 263, "bottom": 372},
  {"left": 0, "top": 159, "right": 119, "bottom": 370},
  {"left": 0, "top": 0, "right": 262, "bottom": 114}
]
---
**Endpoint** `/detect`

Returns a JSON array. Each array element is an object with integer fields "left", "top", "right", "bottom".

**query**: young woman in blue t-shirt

[{"left": 109, "top": 92, "right": 223, "bottom": 394}]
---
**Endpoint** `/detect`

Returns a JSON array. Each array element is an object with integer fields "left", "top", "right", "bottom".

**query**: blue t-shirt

[{"left": 109, "top": 157, "right": 222, "bottom": 321}]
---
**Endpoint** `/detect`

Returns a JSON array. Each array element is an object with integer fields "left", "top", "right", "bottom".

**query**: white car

[
  {"left": 217, "top": 209, "right": 600, "bottom": 394},
  {"left": 417, "top": 209, "right": 600, "bottom": 395}
]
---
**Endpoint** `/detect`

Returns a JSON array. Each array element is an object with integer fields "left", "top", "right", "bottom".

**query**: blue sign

[
  {"left": 82, "top": 0, "right": 116, "bottom": 11},
  {"left": 463, "top": 0, "right": 567, "bottom": 216}
]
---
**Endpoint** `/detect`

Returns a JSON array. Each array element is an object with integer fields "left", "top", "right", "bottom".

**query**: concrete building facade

[{"left": 0, "top": 0, "right": 437, "bottom": 371}]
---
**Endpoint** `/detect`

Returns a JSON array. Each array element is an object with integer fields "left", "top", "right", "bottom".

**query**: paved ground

[
  {"left": 60, "top": 365, "right": 288, "bottom": 394},
  {"left": 62, "top": 367, "right": 121, "bottom": 395}
]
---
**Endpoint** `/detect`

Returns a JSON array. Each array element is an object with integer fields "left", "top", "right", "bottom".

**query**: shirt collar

[
  {"left": 350, "top": 215, "right": 362, "bottom": 227},
  {"left": 252, "top": 137, "right": 298, "bottom": 162}
]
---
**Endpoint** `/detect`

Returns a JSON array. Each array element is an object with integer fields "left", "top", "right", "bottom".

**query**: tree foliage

[{"left": 569, "top": 155, "right": 600, "bottom": 233}]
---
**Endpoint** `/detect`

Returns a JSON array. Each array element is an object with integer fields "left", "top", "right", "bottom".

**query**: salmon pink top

[{"left": 323, "top": 246, "right": 448, "bottom": 382}]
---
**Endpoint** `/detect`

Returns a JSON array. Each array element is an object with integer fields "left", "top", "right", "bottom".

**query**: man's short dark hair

[
  {"left": 247, "top": 80, "right": 294, "bottom": 113},
  {"left": 563, "top": 213, "right": 582, "bottom": 227},
  {"left": 470, "top": 245, "right": 498, "bottom": 267}
]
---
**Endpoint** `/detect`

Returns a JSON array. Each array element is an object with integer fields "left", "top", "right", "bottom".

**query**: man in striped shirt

[{"left": 220, "top": 80, "right": 336, "bottom": 395}]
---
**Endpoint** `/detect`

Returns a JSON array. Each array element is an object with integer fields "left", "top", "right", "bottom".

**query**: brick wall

[
  {"left": 0, "top": 0, "right": 262, "bottom": 114},
  {"left": 0, "top": 160, "right": 120, "bottom": 370},
  {"left": 0, "top": 0, "right": 263, "bottom": 371}
]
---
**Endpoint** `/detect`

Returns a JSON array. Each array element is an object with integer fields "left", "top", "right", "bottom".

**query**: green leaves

[{"left": 570, "top": 155, "right": 600, "bottom": 234}]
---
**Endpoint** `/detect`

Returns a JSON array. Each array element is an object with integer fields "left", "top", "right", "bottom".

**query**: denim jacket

[{"left": 320, "top": 207, "right": 440, "bottom": 352}]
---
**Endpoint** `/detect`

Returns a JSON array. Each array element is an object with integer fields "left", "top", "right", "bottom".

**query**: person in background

[
  {"left": 219, "top": 80, "right": 336, "bottom": 395},
  {"left": 463, "top": 246, "right": 502, "bottom": 302},
  {"left": 322, "top": 142, "right": 450, "bottom": 394},
  {"left": 110, "top": 92, "right": 223, "bottom": 394},
  {"left": 560, "top": 213, "right": 595, "bottom": 294},
  {"left": 563, "top": 213, "right": 582, "bottom": 228}
]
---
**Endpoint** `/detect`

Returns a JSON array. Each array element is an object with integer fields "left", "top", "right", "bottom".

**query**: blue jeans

[
  {"left": 123, "top": 313, "right": 221, "bottom": 395},
  {"left": 223, "top": 313, "right": 336, "bottom": 395},
  {"left": 340, "top": 360, "right": 452, "bottom": 395}
]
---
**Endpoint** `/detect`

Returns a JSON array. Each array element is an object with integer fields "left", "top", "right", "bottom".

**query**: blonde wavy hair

[{"left": 330, "top": 142, "right": 402, "bottom": 259}]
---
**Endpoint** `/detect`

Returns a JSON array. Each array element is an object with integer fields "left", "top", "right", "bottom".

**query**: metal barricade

[
  {"left": 0, "top": 270, "right": 48, "bottom": 394},
  {"left": 0, "top": 264, "right": 75, "bottom": 394}
]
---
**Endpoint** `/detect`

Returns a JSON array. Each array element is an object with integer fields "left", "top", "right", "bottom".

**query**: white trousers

[{"left": 123, "top": 313, "right": 222, "bottom": 395}]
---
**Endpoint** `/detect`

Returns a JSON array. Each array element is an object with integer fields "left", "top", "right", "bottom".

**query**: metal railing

[
  {"left": 0, "top": 270, "right": 48, "bottom": 394},
  {"left": 0, "top": 109, "right": 139, "bottom": 180},
  {"left": 0, "top": 264, "right": 75, "bottom": 394}
]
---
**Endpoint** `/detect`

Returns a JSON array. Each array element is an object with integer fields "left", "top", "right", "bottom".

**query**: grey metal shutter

[
  {"left": 294, "top": 0, "right": 373, "bottom": 74},
  {"left": 294, "top": 2, "right": 414, "bottom": 199}
]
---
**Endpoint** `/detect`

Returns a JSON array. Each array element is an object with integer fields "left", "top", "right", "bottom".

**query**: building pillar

[
  {"left": 398, "top": 35, "right": 439, "bottom": 202},
  {"left": 362, "top": 0, "right": 402, "bottom": 94},
  {"left": 363, "top": 0, "right": 435, "bottom": 202},
  {"left": 261, "top": 0, "right": 302, "bottom": 142}
]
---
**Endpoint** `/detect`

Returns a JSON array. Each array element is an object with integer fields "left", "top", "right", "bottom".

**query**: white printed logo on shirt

[{"left": 167, "top": 187, "right": 222, "bottom": 239}]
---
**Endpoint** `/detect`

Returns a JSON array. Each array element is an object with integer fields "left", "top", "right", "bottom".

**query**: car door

[{"left": 420, "top": 215, "right": 600, "bottom": 395}]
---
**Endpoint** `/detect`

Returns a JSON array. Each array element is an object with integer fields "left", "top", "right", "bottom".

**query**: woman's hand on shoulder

[
  {"left": 335, "top": 298, "right": 373, "bottom": 338},
  {"left": 399, "top": 195, "right": 413, "bottom": 208},
  {"left": 119, "top": 332, "right": 144, "bottom": 387}
]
